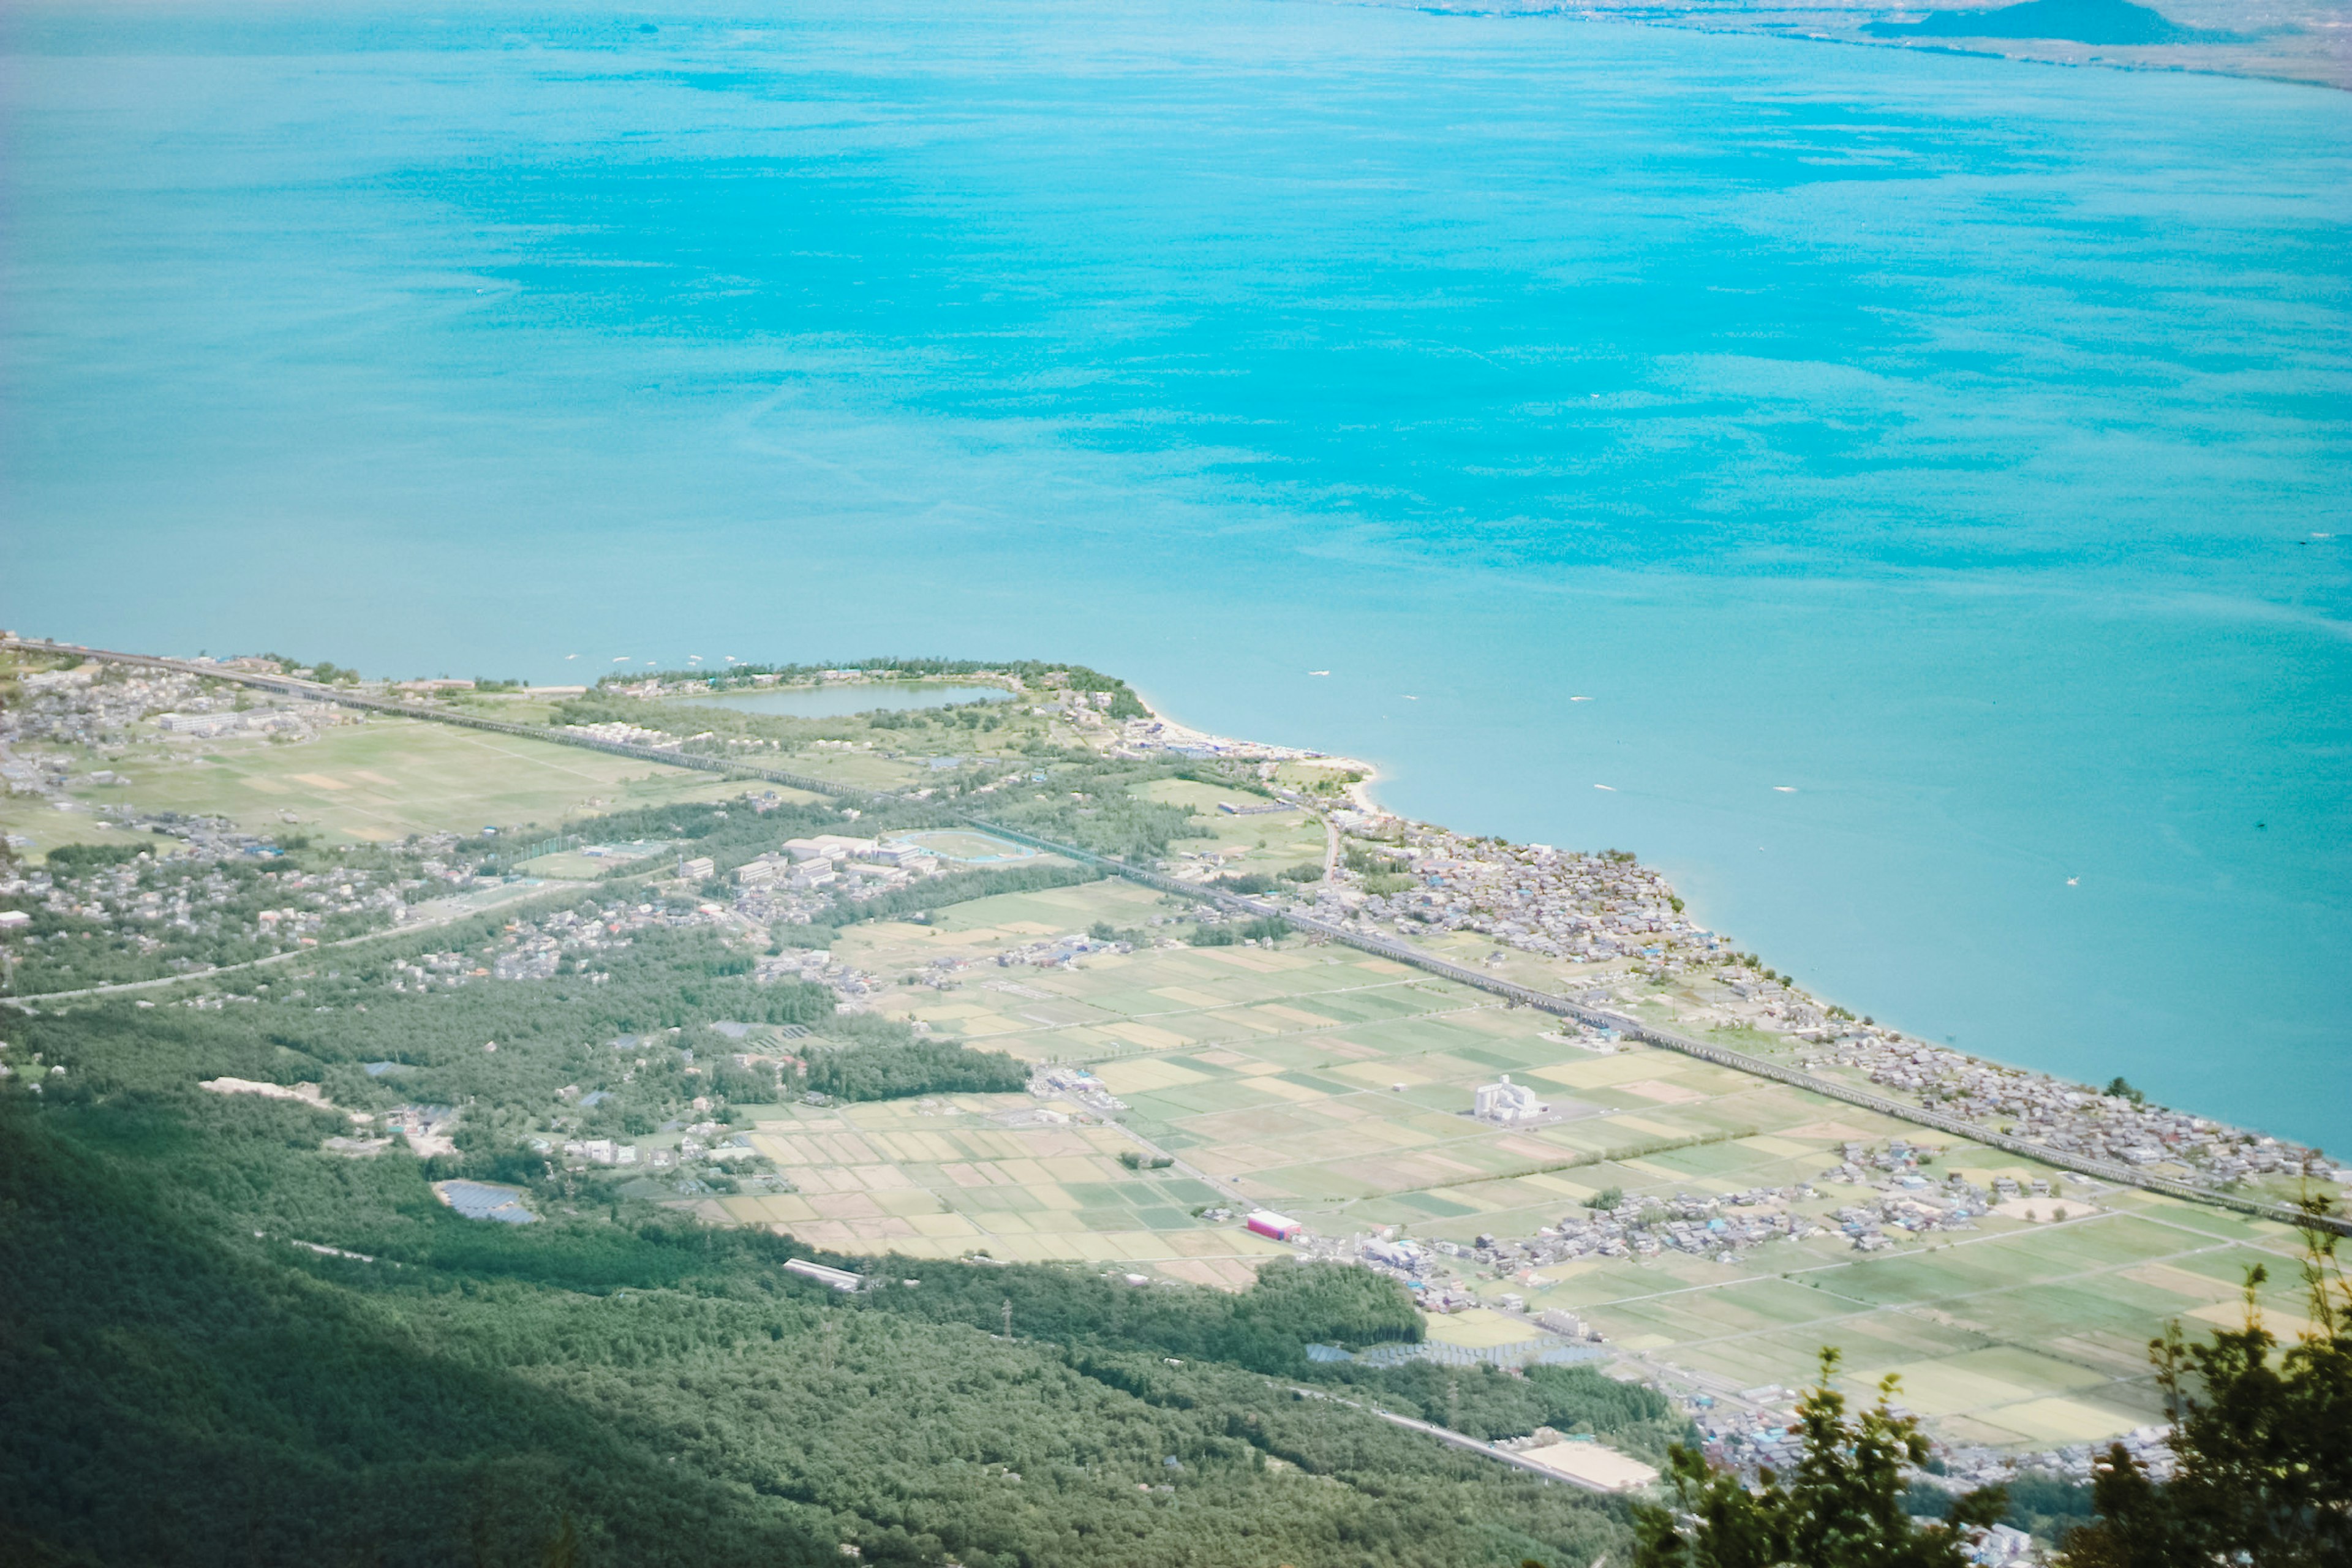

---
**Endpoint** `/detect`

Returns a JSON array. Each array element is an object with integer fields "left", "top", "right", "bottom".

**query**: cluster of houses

[
  {"left": 1306, "top": 829, "right": 1714, "bottom": 970},
  {"left": 1302, "top": 812, "right": 2339, "bottom": 1198},
  {"left": 1111, "top": 714, "right": 1331, "bottom": 764},
  {"left": 753, "top": 946, "right": 881, "bottom": 1005},
  {"left": 1028, "top": 1064, "right": 1128, "bottom": 1117},
  {"left": 443, "top": 899, "right": 761, "bottom": 989},
  {"left": 564, "top": 719, "right": 687, "bottom": 750},
  {"left": 5, "top": 824, "right": 412, "bottom": 962},
  {"left": 1801, "top": 1031, "right": 2340, "bottom": 1190}
]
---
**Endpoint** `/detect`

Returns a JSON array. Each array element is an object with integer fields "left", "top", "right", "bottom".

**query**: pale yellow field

[
  {"left": 716, "top": 1094, "right": 1287, "bottom": 1286},
  {"left": 27, "top": 715, "right": 744, "bottom": 848}
]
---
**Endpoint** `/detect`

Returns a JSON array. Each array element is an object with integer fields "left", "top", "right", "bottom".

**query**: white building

[{"left": 1474, "top": 1074, "right": 1548, "bottom": 1125}]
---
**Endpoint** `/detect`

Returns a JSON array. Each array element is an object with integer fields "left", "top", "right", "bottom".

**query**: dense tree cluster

[
  {"left": 981, "top": 768, "right": 1210, "bottom": 862},
  {"left": 0, "top": 1087, "right": 1630, "bottom": 1567},
  {"left": 804, "top": 1037, "right": 1031, "bottom": 1101}
]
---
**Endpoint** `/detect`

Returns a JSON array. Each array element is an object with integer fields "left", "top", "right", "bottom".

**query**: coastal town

[
  {"left": 3, "top": 640, "right": 2343, "bottom": 1562},
  {"left": 1254, "top": 816, "right": 2343, "bottom": 1197},
  {"left": 6, "top": 646, "right": 2342, "bottom": 1205}
]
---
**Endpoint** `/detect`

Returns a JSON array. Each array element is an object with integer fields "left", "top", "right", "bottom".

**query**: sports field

[
  {"left": 893, "top": 829, "right": 1039, "bottom": 864},
  {"left": 801, "top": 876, "right": 2316, "bottom": 1449}
]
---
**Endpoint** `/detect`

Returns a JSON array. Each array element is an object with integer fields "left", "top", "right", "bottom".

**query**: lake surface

[
  {"left": 694, "top": 682, "right": 1014, "bottom": 718},
  {"left": 4, "top": 0, "right": 2346, "bottom": 1147}
]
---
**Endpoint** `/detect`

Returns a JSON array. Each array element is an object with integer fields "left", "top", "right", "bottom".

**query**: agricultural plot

[
  {"left": 797, "top": 876, "right": 2316, "bottom": 1450},
  {"left": 40, "top": 716, "right": 743, "bottom": 845},
  {"left": 712, "top": 1094, "right": 1289, "bottom": 1286}
]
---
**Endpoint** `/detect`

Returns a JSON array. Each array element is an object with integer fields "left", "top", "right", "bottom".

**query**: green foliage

[
  {"left": 2104, "top": 1076, "right": 2146, "bottom": 1105},
  {"left": 1310, "top": 1361, "right": 1692, "bottom": 1463},
  {"left": 2057, "top": 1208, "right": 2352, "bottom": 1567},
  {"left": 1276, "top": 862, "right": 1324, "bottom": 883},
  {"left": 1215, "top": 871, "right": 1274, "bottom": 894},
  {"left": 1589, "top": 1186, "right": 1626, "bottom": 1212},
  {"left": 983, "top": 774, "right": 1210, "bottom": 861},
  {"left": 1185, "top": 917, "right": 1287, "bottom": 948},
  {"left": 556, "top": 796, "right": 851, "bottom": 870},
  {"left": 0, "top": 1093, "right": 1624, "bottom": 1568},
  {"left": 1633, "top": 1349, "right": 2005, "bottom": 1568},
  {"left": 1906, "top": 1471, "right": 2094, "bottom": 1546},
  {"left": 801, "top": 1038, "right": 1029, "bottom": 1101},
  {"left": 39, "top": 842, "right": 148, "bottom": 873},
  {"left": 863, "top": 1256, "right": 1423, "bottom": 1372}
]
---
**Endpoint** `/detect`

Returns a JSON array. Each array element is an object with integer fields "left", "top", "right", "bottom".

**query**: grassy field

[
  {"left": 20, "top": 717, "right": 745, "bottom": 850},
  {"left": 794, "top": 876, "right": 2313, "bottom": 1450},
  {"left": 1133, "top": 777, "right": 1329, "bottom": 877}
]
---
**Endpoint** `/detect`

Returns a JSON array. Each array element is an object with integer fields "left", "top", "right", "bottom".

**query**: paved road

[{"left": 10, "top": 635, "right": 2337, "bottom": 1234}]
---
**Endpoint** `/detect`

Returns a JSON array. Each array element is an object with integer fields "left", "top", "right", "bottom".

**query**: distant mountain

[{"left": 1866, "top": 0, "right": 2233, "bottom": 43}]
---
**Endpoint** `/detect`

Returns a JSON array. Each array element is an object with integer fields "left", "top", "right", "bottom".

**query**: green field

[
  {"left": 1134, "top": 777, "right": 1329, "bottom": 875},
  {"left": 802, "top": 875, "right": 2313, "bottom": 1451}
]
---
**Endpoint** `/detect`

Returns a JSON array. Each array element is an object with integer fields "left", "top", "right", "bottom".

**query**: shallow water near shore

[{"left": 4, "top": 0, "right": 2348, "bottom": 1146}]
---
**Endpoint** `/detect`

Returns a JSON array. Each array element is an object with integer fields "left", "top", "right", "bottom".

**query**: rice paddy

[
  {"left": 791, "top": 875, "right": 2318, "bottom": 1447},
  {"left": 29, "top": 715, "right": 746, "bottom": 846}
]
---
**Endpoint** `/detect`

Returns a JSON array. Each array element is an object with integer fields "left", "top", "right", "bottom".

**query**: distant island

[{"left": 1867, "top": 0, "right": 2232, "bottom": 45}]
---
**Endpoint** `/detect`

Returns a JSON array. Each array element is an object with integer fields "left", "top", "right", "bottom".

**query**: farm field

[
  {"left": 706, "top": 1094, "right": 1290, "bottom": 1286},
  {"left": 36, "top": 716, "right": 744, "bottom": 846},
  {"left": 794, "top": 876, "right": 2315, "bottom": 1449}
]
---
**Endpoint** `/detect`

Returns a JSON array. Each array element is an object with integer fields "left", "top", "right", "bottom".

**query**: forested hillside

[
  {"left": 0, "top": 1082, "right": 1633, "bottom": 1567},
  {"left": 0, "top": 863, "right": 1645, "bottom": 1567}
]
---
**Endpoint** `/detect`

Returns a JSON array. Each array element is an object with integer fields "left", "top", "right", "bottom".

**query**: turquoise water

[
  {"left": 4, "top": 2, "right": 2347, "bottom": 1147},
  {"left": 695, "top": 682, "right": 1014, "bottom": 717}
]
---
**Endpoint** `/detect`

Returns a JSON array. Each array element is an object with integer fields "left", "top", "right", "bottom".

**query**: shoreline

[
  {"left": 1120, "top": 687, "right": 2343, "bottom": 1209},
  {"left": 1123, "top": 684, "right": 1389, "bottom": 817},
  {"left": 4, "top": 633, "right": 2337, "bottom": 1214}
]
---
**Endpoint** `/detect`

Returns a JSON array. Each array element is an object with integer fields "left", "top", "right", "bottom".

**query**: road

[
  {"left": 1283, "top": 1385, "right": 1617, "bottom": 1493},
  {"left": 9, "top": 635, "right": 2339, "bottom": 1234}
]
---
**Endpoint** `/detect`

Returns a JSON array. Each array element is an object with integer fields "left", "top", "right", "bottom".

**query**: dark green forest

[{"left": 0, "top": 1084, "right": 1634, "bottom": 1568}]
